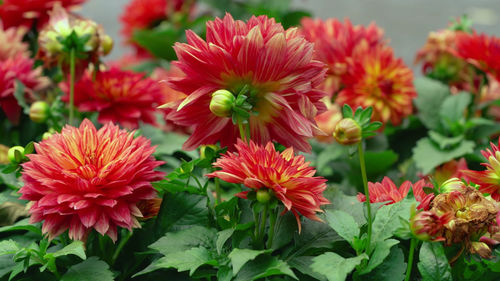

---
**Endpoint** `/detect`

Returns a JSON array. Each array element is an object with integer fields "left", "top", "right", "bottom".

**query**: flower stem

[
  {"left": 358, "top": 141, "right": 372, "bottom": 252},
  {"left": 69, "top": 48, "right": 76, "bottom": 125},
  {"left": 404, "top": 238, "right": 417, "bottom": 281},
  {"left": 111, "top": 230, "right": 133, "bottom": 265},
  {"left": 237, "top": 118, "right": 247, "bottom": 142},
  {"left": 266, "top": 207, "right": 277, "bottom": 249},
  {"left": 258, "top": 204, "right": 268, "bottom": 249},
  {"left": 214, "top": 177, "right": 222, "bottom": 205}
]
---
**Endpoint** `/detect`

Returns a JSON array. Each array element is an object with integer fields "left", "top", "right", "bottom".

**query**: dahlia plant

[{"left": 1, "top": 1, "right": 500, "bottom": 281}]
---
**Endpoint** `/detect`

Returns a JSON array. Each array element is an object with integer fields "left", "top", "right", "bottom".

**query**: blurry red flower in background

[
  {"left": 454, "top": 32, "right": 500, "bottom": 81},
  {"left": 463, "top": 138, "right": 500, "bottom": 201},
  {"left": 62, "top": 68, "right": 164, "bottom": 129},
  {"left": 207, "top": 139, "right": 329, "bottom": 231},
  {"left": 0, "top": 25, "right": 30, "bottom": 61},
  {"left": 20, "top": 119, "right": 164, "bottom": 241},
  {"left": 300, "top": 17, "right": 385, "bottom": 96},
  {"left": 0, "top": 0, "right": 86, "bottom": 28},
  {"left": 0, "top": 55, "right": 49, "bottom": 124},
  {"left": 314, "top": 100, "right": 342, "bottom": 143},
  {"left": 337, "top": 44, "right": 416, "bottom": 125},
  {"left": 166, "top": 13, "right": 327, "bottom": 151}
]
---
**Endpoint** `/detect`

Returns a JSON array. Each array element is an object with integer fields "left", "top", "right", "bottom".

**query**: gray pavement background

[{"left": 80, "top": 0, "right": 500, "bottom": 68}]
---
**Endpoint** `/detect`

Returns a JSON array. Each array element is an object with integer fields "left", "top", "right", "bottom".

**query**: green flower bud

[
  {"left": 100, "top": 34, "right": 114, "bottom": 55},
  {"left": 200, "top": 145, "right": 218, "bottom": 160},
  {"left": 439, "top": 177, "right": 466, "bottom": 193},
  {"left": 29, "top": 101, "right": 50, "bottom": 123},
  {"left": 256, "top": 189, "right": 272, "bottom": 203},
  {"left": 333, "top": 118, "right": 362, "bottom": 145},
  {"left": 210, "top": 89, "right": 235, "bottom": 117},
  {"left": 8, "top": 146, "right": 24, "bottom": 163}
]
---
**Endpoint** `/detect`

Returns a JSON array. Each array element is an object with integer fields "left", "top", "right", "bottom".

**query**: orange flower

[
  {"left": 463, "top": 139, "right": 500, "bottom": 201},
  {"left": 207, "top": 140, "right": 329, "bottom": 231},
  {"left": 357, "top": 177, "right": 431, "bottom": 206},
  {"left": 337, "top": 44, "right": 416, "bottom": 125},
  {"left": 19, "top": 120, "right": 164, "bottom": 241},
  {"left": 166, "top": 13, "right": 327, "bottom": 152},
  {"left": 300, "top": 17, "right": 384, "bottom": 96}
]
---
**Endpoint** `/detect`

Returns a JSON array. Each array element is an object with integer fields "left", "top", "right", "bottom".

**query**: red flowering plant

[{"left": 2, "top": 1, "right": 500, "bottom": 281}]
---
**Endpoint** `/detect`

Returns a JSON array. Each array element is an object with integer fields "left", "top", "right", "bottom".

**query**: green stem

[
  {"left": 266, "top": 207, "right": 277, "bottom": 249},
  {"left": 358, "top": 142, "right": 372, "bottom": 253},
  {"left": 111, "top": 230, "right": 133, "bottom": 265},
  {"left": 237, "top": 119, "right": 247, "bottom": 142},
  {"left": 69, "top": 48, "right": 76, "bottom": 125},
  {"left": 214, "top": 177, "right": 222, "bottom": 205},
  {"left": 404, "top": 238, "right": 417, "bottom": 281},
  {"left": 257, "top": 204, "right": 268, "bottom": 249}
]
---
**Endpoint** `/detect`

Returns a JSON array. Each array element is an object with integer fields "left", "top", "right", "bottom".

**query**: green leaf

[
  {"left": 216, "top": 229, "right": 235, "bottom": 254},
  {"left": 13, "top": 80, "right": 29, "bottom": 114},
  {"left": 428, "top": 131, "right": 464, "bottom": 150},
  {"left": 50, "top": 241, "right": 86, "bottom": 260},
  {"left": 311, "top": 253, "right": 368, "bottom": 281},
  {"left": 281, "top": 10, "right": 311, "bottom": 28},
  {"left": 370, "top": 200, "right": 413, "bottom": 251},
  {"left": 150, "top": 226, "right": 217, "bottom": 255},
  {"left": 417, "top": 242, "right": 452, "bottom": 281},
  {"left": 342, "top": 104, "right": 353, "bottom": 118},
  {"left": 229, "top": 248, "right": 271, "bottom": 275},
  {"left": 234, "top": 255, "right": 297, "bottom": 281},
  {"left": 316, "top": 144, "right": 344, "bottom": 175},
  {"left": 412, "top": 137, "right": 475, "bottom": 174},
  {"left": 363, "top": 246, "right": 406, "bottom": 281},
  {"left": 151, "top": 247, "right": 218, "bottom": 275},
  {"left": 324, "top": 210, "right": 359, "bottom": 246},
  {"left": 0, "top": 255, "right": 16, "bottom": 278},
  {"left": 414, "top": 77, "right": 450, "bottom": 130},
  {"left": 364, "top": 150, "right": 398, "bottom": 176},
  {"left": 132, "top": 25, "right": 179, "bottom": 60},
  {"left": 439, "top": 91, "right": 471, "bottom": 128},
  {"left": 0, "top": 218, "right": 42, "bottom": 236},
  {"left": 0, "top": 240, "right": 19, "bottom": 256},
  {"left": 288, "top": 256, "right": 327, "bottom": 281},
  {"left": 60, "top": 257, "right": 114, "bottom": 281},
  {"left": 359, "top": 239, "right": 399, "bottom": 274}
]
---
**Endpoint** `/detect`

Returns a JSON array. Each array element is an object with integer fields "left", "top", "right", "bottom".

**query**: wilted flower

[
  {"left": 38, "top": 4, "right": 112, "bottom": 76},
  {"left": 300, "top": 17, "right": 385, "bottom": 96},
  {"left": 0, "top": 144, "right": 9, "bottom": 164},
  {"left": 136, "top": 198, "right": 162, "bottom": 219},
  {"left": 336, "top": 44, "right": 417, "bottom": 125},
  {"left": 165, "top": 14, "right": 327, "bottom": 151},
  {"left": 120, "top": 0, "right": 192, "bottom": 55},
  {"left": 0, "top": 54, "right": 50, "bottom": 124},
  {"left": 61, "top": 67, "right": 164, "bottom": 129},
  {"left": 463, "top": 139, "right": 500, "bottom": 201},
  {"left": 454, "top": 32, "right": 500, "bottom": 81},
  {"left": 19, "top": 119, "right": 164, "bottom": 241},
  {"left": 357, "top": 177, "right": 429, "bottom": 205},
  {"left": 0, "top": 0, "right": 86, "bottom": 29},
  {"left": 430, "top": 185, "right": 498, "bottom": 257},
  {"left": 0, "top": 25, "right": 29, "bottom": 61},
  {"left": 207, "top": 139, "right": 329, "bottom": 231}
]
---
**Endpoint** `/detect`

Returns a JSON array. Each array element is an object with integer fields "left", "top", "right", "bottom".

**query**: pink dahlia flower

[{"left": 20, "top": 119, "right": 164, "bottom": 241}]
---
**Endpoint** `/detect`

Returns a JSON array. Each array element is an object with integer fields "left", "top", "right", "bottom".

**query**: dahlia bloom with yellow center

[
  {"left": 463, "top": 139, "right": 500, "bottom": 201},
  {"left": 207, "top": 139, "right": 329, "bottom": 231},
  {"left": 165, "top": 13, "right": 327, "bottom": 152},
  {"left": 454, "top": 32, "right": 500, "bottom": 81},
  {"left": 300, "top": 17, "right": 385, "bottom": 96},
  {"left": 336, "top": 44, "right": 417, "bottom": 125},
  {"left": 20, "top": 119, "right": 164, "bottom": 241},
  {"left": 61, "top": 68, "right": 165, "bottom": 129}
]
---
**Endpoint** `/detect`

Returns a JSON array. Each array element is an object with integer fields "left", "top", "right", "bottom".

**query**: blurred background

[{"left": 80, "top": 0, "right": 500, "bottom": 69}]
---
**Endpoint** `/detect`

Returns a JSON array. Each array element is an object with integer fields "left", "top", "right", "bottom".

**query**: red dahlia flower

[
  {"left": 337, "top": 44, "right": 416, "bottom": 125},
  {"left": 0, "top": 0, "right": 86, "bottom": 29},
  {"left": 61, "top": 68, "right": 164, "bottom": 129},
  {"left": 463, "top": 139, "right": 500, "bottom": 201},
  {"left": 0, "top": 25, "right": 29, "bottom": 61},
  {"left": 454, "top": 32, "right": 500, "bottom": 81},
  {"left": 207, "top": 140, "right": 329, "bottom": 231},
  {"left": 19, "top": 119, "right": 164, "bottom": 241},
  {"left": 0, "top": 54, "right": 49, "bottom": 124},
  {"left": 166, "top": 13, "right": 327, "bottom": 152},
  {"left": 300, "top": 17, "right": 385, "bottom": 96},
  {"left": 358, "top": 177, "right": 430, "bottom": 206}
]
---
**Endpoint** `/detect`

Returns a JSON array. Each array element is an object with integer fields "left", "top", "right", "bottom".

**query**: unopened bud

[
  {"left": 42, "top": 129, "right": 56, "bottom": 140},
  {"left": 439, "top": 177, "right": 466, "bottom": 193},
  {"left": 200, "top": 145, "right": 218, "bottom": 160},
  {"left": 410, "top": 210, "right": 449, "bottom": 241},
  {"left": 100, "top": 34, "right": 113, "bottom": 55},
  {"left": 8, "top": 146, "right": 24, "bottom": 163},
  {"left": 210, "top": 90, "right": 235, "bottom": 117},
  {"left": 29, "top": 101, "right": 50, "bottom": 123},
  {"left": 470, "top": 241, "right": 492, "bottom": 258},
  {"left": 256, "top": 189, "right": 272, "bottom": 203},
  {"left": 333, "top": 118, "right": 362, "bottom": 145}
]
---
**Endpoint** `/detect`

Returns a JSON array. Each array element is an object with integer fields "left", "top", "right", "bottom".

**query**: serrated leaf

[
  {"left": 0, "top": 240, "right": 19, "bottom": 256},
  {"left": 234, "top": 255, "right": 297, "bottom": 281},
  {"left": 60, "top": 257, "right": 114, "bottom": 281},
  {"left": 150, "top": 226, "right": 217, "bottom": 255},
  {"left": 428, "top": 131, "right": 464, "bottom": 150},
  {"left": 414, "top": 77, "right": 450, "bottom": 130},
  {"left": 311, "top": 253, "right": 368, "bottom": 281},
  {"left": 229, "top": 248, "right": 271, "bottom": 274},
  {"left": 216, "top": 229, "right": 235, "bottom": 254},
  {"left": 412, "top": 137, "right": 475, "bottom": 174},
  {"left": 363, "top": 246, "right": 406, "bottom": 281},
  {"left": 439, "top": 91, "right": 471, "bottom": 128},
  {"left": 50, "top": 241, "right": 86, "bottom": 260},
  {"left": 152, "top": 247, "right": 218, "bottom": 275},
  {"left": 324, "top": 210, "right": 359, "bottom": 246},
  {"left": 417, "top": 242, "right": 452, "bottom": 281},
  {"left": 359, "top": 239, "right": 399, "bottom": 274},
  {"left": 370, "top": 200, "right": 413, "bottom": 251},
  {"left": 288, "top": 256, "right": 327, "bottom": 281}
]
